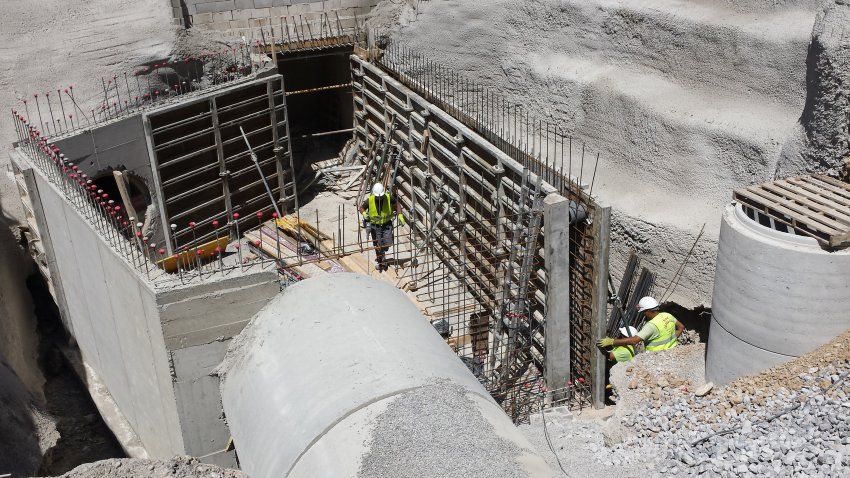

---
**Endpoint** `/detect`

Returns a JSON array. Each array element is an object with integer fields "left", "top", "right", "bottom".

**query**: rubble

[
  {"left": 51, "top": 456, "right": 247, "bottom": 478},
  {"left": 607, "top": 331, "right": 850, "bottom": 476}
]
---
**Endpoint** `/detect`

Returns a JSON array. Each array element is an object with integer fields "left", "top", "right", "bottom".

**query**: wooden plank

[
  {"left": 761, "top": 183, "right": 850, "bottom": 227},
  {"left": 742, "top": 186, "right": 845, "bottom": 233},
  {"left": 829, "top": 231, "right": 850, "bottom": 248},
  {"left": 813, "top": 174, "right": 850, "bottom": 192},
  {"left": 780, "top": 179, "right": 850, "bottom": 214},
  {"left": 803, "top": 176, "right": 850, "bottom": 202},
  {"left": 734, "top": 189, "right": 835, "bottom": 243},
  {"left": 156, "top": 237, "right": 230, "bottom": 272}
]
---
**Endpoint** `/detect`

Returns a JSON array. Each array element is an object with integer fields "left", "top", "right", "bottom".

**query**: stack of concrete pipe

[{"left": 707, "top": 203, "right": 850, "bottom": 384}]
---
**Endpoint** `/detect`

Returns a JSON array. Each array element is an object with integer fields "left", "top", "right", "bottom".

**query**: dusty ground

[{"left": 50, "top": 456, "right": 247, "bottom": 478}]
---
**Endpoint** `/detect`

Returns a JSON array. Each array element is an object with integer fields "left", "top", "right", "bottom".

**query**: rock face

[
  {"left": 791, "top": 0, "right": 850, "bottom": 175},
  {"left": 0, "top": 361, "right": 58, "bottom": 477},
  {"left": 381, "top": 0, "right": 850, "bottom": 307}
]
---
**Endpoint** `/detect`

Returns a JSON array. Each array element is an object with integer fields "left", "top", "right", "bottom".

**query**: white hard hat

[
  {"left": 636, "top": 296, "right": 659, "bottom": 313},
  {"left": 619, "top": 326, "right": 638, "bottom": 337},
  {"left": 372, "top": 182, "right": 385, "bottom": 196}
]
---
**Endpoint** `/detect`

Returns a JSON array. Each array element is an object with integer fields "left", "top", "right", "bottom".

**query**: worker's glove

[
  {"left": 397, "top": 213, "right": 407, "bottom": 226},
  {"left": 597, "top": 337, "right": 615, "bottom": 348},
  {"left": 361, "top": 211, "right": 368, "bottom": 229}
]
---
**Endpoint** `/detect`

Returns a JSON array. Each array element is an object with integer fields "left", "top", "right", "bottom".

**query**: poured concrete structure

[
  {"left": 706, "top": 203, "right": 850, "bottom": 384},
  {"left": 219, "top": 273, "right": 551, "bottom": 477},
  {"left": 11, "top": 134, "right": 280, "bottom": 466}
]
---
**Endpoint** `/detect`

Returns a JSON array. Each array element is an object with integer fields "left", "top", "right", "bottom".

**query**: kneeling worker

[
  {"left": 360, "top": 182, "right": 406, "bottom": 271},
  {"left": 597, "top": 296, "right": 684, "bottom": 353},
  {"left": 609, "top": 326, "right": 638, "bottom": 363}
]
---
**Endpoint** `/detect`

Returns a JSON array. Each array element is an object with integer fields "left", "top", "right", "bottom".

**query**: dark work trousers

[{"left": 368, "top": 222, "right": 393, "bottom": 269}]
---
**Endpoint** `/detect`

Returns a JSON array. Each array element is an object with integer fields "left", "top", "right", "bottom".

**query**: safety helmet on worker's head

[
  {"left": 372, "top": 182, "right": 385, "bottom": 196},
  {"left": 619, "top": 326, "right": 638, "bottom": 337},
  {"left": 636, "top": 296, "right": 660, "bottom": 313}
]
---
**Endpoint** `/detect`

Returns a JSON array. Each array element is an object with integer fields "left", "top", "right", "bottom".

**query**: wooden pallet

[{"left": 733, "top": 174, "right": 850, "bottom": 248}]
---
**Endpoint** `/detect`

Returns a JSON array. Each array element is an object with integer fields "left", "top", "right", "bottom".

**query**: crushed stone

[
  {"left": 358, "top": 382, "right": 532, "bottom": 478},
  {"left": 525, "top": 332, "right": 850, "bottom": 476}
]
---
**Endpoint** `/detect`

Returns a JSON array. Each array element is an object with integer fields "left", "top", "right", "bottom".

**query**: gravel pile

[
  {"left": 358, "top": 382, "right": 532, "bottom": 478},
  {"left": 607, "top": 331, "right": 850, "bottom": 477},
  {"left": 52, "top": 456, "right": 247, "bottom": 478}
]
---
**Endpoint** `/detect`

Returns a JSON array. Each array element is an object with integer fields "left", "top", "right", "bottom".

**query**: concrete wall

[
  {"left": 706, "top": 203, "right": 850, "bottom": 384},
  {"left": 15, "top": 152, "right": 281, "bottom": 464},
  {"left": 160, "top": 271, "right": 279, "bottom": 467},
  {"left": 20, "top": 157, "right": 183, "bottom": 457},
  {"left": 170, "top": 0, "right": 376, "bottom": 30}
]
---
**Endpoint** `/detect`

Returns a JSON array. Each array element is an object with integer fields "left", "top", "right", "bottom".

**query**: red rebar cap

[
  {"left": 233, "top": 213, "right": 240, "bottom": 219},
  {"left": 212, "top": 220, "right": 219, "bottom": 227},
  {"left": 189, "top": 221, "right": 196, "bottom": 228}
]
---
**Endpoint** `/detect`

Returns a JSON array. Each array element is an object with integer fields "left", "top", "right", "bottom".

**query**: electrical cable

[
  {"left": 690, "top": 369, "right": 850, "bottom": 447},
  {"left": 540, "top": 407, "right": 574, "bottom": 477},
  {"left": 659, "top": 223, "right": 705, "bottom": 303}
]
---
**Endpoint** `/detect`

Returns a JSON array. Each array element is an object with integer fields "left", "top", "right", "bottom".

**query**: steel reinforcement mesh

[{"left": 353, "top": 42, "right": 604, "bottom": 420}]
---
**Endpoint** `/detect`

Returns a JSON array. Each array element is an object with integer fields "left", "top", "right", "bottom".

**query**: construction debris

[
  {"left": 51, "top": 456, "right": 247, "bottom": 478},
  {"left": 603, "top": 333, "right": 850, "bottom": 476}
]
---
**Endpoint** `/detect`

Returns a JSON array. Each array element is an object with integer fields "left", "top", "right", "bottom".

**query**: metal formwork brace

[
  {"left": 210, "top": 96, "right": 234, "bottom": 240},
  {"left": 267, "top": 79, "right": 286, "bottom": 207}
]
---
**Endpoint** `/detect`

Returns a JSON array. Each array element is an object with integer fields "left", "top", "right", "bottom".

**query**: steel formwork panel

[
  {"left": 145, "top": 75, "right": 296, "bottom": 252},
  {"left": 351, "top": 49, "right": 610, "bottom": 416}
]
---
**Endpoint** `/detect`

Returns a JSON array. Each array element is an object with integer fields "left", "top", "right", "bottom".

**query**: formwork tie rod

[{"left": 239, "top": 125, "right": 282, "bottom": 218}]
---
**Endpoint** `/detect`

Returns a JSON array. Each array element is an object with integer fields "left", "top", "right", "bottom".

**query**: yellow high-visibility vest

[
  {"left": 645, "top": 312, "right": 678, "bottom": 352},
  {"left": 367, "top": 193, "right": 393, "bottom": 225},
  {"left": 612, "top": 345, "right": 635, "bottom": 363}
]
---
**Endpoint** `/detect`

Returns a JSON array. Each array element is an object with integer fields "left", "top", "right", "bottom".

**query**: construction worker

[
  {"left": 360, "top": 182, "right": 406, "bottom": 271},
  {"left": 596, "top": 296, "right": 684, "bottom": 353},
  {"left": 609, "top": 326, "right": 638, "bottom": 363}
]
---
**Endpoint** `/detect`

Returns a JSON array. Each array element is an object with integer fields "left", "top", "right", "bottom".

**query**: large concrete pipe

[
  {"left": 706, "top": 204, "right": 850, "bottom": 384},
  {"left": 218, "top": 273, "right": 552, "bottom": 478}
]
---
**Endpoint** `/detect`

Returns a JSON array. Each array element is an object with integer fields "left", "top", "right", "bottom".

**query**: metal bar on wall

[{"left": 210, "top": 97, "right": 234, "bottom": 240}]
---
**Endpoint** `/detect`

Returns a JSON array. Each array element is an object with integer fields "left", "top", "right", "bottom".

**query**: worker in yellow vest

[
  {"left": 360, "top": 182, "right": 406, "bottom": 272},
  {"left": 597, "top": 297, "right": 684, "bottom": 353},
  {"left": 609, "top": 326, "right": 638, "bottom": 363}
]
